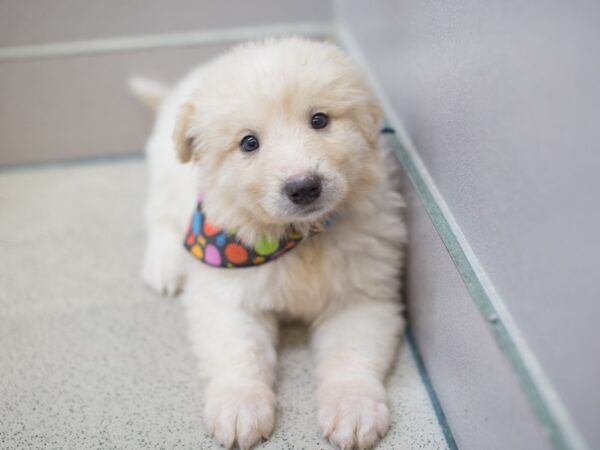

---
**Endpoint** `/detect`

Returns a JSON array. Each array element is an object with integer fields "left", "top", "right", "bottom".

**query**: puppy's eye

[
  {"left": 311, "top": 113, "right": 329, "bottom": 130},
  {"left": 240, "top": 135, "right": 260, "bottom": 152}
]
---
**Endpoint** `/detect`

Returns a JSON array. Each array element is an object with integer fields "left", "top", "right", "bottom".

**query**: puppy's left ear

[
  {"left": 355, "top": 91, "right": 383, "bottom": 149},
  {"left": 173, "top": 102, "right": 196, "bottom": 163},
  {"left": 354, "top": 86, "right": 383, "bottom": 148}
]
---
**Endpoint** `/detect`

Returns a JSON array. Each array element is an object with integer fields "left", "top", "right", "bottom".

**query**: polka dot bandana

[{"left": 184, "top": 201, "right": 319, "bottom": 268}]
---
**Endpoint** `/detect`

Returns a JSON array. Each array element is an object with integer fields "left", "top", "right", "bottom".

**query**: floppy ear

[
  {"left": 348, "top": 83, "right": 383, "bottom": 150},
  {"left": 359, "top": 93, "right": 383, "bottom": 149},
  {"left": 173, "top": 102, "right": 196, "bottom": 163}
]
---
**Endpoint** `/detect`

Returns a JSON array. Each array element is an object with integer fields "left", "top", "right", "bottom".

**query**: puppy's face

[{"left": 175, "top": 38, "right": 382, "bottom": 237}]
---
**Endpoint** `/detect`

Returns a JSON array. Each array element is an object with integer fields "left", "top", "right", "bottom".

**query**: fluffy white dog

[{"left": 133, "top": 37, "right": 407, "bottom": 450}]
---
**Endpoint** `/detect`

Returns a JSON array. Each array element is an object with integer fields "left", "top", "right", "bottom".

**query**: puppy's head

[{"left": 175, "top": 37, "right": 383, "bottom": 242}]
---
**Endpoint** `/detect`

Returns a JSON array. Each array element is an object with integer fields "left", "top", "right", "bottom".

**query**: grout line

[
  {"left": 407, "top": 329, "right": 459, "bottom": 450},
  {"left": 334, "top": 23, "right": 587, "bottom": 450},
  {"left": 0, "top": 22, "right": 333, "bottom": 62},
  {"left": 0, "top": 152, "right": 144, "bottom": 174}
]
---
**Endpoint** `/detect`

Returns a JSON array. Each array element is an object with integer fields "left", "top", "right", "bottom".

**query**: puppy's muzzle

[{"left": 284, "top": 175, "right": 322, "bottom": 206}]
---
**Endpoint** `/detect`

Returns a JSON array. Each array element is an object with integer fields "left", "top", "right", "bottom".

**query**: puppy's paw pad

[
  {"left": 319, "top": 382, "right": 389, "bottom": 450},
  {"left": 205, "top": 382, "right": 276, "bottom": 450},
  {"left": 141, "top": 236, "right": 186, "bottom": 296}
]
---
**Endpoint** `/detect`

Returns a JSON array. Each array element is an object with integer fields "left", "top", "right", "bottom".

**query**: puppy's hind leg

[
  {"left": 141, "top": 153, "right": 195, "bottom": 296},
  {"left": 312, "top": 301, "right": 404, "bottom": 450},
  {"left": 141, "top": 221, "right": 189, "bottom": 296}
]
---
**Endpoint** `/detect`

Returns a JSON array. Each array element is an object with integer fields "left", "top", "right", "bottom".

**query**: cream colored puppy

[{"left": 136, "top": 37, "right": 406, "bottom": 449}]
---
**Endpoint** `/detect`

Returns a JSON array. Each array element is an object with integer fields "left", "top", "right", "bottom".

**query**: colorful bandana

[{"left": 184, "top": 201, "right": 314, "bottom": 268}]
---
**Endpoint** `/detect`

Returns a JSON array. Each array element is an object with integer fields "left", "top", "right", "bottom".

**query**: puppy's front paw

[
  {"left": 318, "top": 381, "right": 389, "bottom": 450},
  {"left": 141, "top": 234, "right": 187, "bottom": 296},
  {"left": 204, "top": 382, "right": 276, "bottom": 449}
]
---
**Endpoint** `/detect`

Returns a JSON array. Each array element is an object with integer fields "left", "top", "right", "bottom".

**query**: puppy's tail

[{"left": 128, "top": 76, "right": 169, "bottom": 112}]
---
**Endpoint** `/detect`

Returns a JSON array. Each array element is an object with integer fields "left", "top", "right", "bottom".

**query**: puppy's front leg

[
  {"left": 185, "top": 296, "right": 278, "bottom": 449},
  {"left": 312, "top": 301, "right": 404, "bottom": 450}
]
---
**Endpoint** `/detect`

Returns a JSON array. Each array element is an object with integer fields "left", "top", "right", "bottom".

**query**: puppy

[{"left": 135, "top": 37, "right": 407, "bottom": 449}]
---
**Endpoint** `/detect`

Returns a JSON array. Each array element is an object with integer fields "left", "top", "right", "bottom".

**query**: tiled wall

[
  {"left": 0, "top": 45, "right": 231, "bottom": 164},
  {"left": 339, "top": 0, "right": 600, "bottom": 448},
  {"left": 398, "top": 161, "right": 547, "bottom": 450},
  {"left": 0, "top": 0, "right": 332, "bottom": 165},
  {"left": 0, "top": 0, "right": 332, "bottom": 46}
]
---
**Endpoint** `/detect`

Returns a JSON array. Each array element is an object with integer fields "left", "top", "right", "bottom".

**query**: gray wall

[
  {"left": 0, "top": 0, "right": 331, "bottom": 46},
  {"left": 0, "top": 0, "right": 332, "bottom": 165},
  {"left": 397, "top": 152, "right": 548, "bottom": 450},
  {"left": 339, "top": 0, "right": 600, "bottom": 448}
]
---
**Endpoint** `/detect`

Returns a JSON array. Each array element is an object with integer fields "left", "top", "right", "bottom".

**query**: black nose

[{"left": 284, "top": 176, "right": 322, "bottom": 206}]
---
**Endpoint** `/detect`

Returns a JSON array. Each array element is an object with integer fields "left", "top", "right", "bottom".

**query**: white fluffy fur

[{"left": 137, "top": 37, "right": 407, "bottom": 450}]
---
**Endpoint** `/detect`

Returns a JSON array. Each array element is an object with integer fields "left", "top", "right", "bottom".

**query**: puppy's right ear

[{"left": 173, "top": 102, "right": 196, "bottom": 163}]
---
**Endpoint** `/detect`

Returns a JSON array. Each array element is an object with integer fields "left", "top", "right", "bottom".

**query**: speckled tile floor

[{"left": 0, "top": 158, "right": 449, "bottom": 450}]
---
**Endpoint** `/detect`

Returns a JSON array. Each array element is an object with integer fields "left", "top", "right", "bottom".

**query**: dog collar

[{"left": 184, "top": 201, "right": 329, "bottom": 268}]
